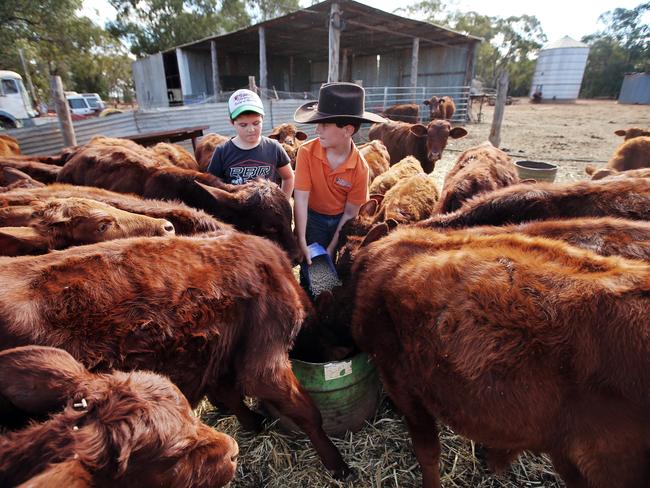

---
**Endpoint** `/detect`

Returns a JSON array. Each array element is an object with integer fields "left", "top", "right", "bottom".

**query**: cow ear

[
  {"left": 0, "top": 346, "right": 89, "bottom": 417},
  {"left": 0, "top": 227, "right": 49, "bottom": 256},
  {"left": 191, "top": 180, "right": 239, "bottom": 214},
  {"left": 449, "top": 127, "right": 468, "bottom": 139},
  {"left": 2, "top": 167, "right": 38, "bottom": 186},
  {"left": 295, "top": 131, "right": 308, "bottom": 141},
  {"left": 614, "top": 129, "right": 626, "bottom": 137},
  {"left": 267, "top": 132, "right": 281, "bottom": 141},
  {"left": 361, "top": 223, "right": 389, "bottom": 247},
  {"left": 0, "top": 205, "right": 35, "bottom": 227},
  {"left": 410, "top": 124, "right": 428, "bottom": 138},
  {"left": 369, "top": 193, "right": 384, "bottom": 207},
  {"left": 19, "top": 459, "right": 92, "bottom": 488},
  {"left": 422, "top": 100, "right": 430, "bottom": 106},
  {"left": 358, "top": 199, "right": 379, "bottom": 217}
]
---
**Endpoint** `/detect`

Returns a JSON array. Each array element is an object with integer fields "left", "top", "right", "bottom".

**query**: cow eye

[{"left": 97, "top": 221, "right": 111, "bottom": 233}]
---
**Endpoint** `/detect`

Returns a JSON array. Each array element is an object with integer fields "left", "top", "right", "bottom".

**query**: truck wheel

[{"left": 0, "top": 117, "right": 18, "bottom": 129}]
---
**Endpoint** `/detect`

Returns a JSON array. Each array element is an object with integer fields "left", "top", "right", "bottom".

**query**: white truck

[{"left": 0, "top": 70, "right": 37, "bottom": 128}]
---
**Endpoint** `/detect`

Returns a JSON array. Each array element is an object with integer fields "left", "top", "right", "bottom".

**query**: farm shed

[
  {"left": 132, "top": 0, "right": 481, "bottom": 116},
  {"left": 618, "top": 72, "right": 650, "bottom": 105}
]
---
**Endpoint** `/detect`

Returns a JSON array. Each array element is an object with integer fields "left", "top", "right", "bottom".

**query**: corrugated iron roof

[{"left": 163, "top": 0, "right": 481, "bottom": 60}]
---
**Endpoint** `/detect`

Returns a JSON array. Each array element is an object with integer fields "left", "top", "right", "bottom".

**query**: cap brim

[
  {"left": 230, "top": 105, "right": 265, "bottom": 120},
  {"left": 293, "top": 101, "right": 387, "bottom": 124}
]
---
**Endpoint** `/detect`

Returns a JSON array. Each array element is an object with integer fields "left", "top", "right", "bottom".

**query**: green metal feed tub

[
  {"left": 515, "top": 160, "right": 558, "bottom": 182},
  {"left": 269, "top": 352, "right": 380, "bottom": 436}
]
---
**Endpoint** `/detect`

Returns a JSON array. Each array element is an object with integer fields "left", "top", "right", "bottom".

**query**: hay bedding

[
  {"left": 199, "top": 395, "right": 564, "bottom": 487},
  {"left": 197, "top": 100, "right": 649, "bottom": 487}
]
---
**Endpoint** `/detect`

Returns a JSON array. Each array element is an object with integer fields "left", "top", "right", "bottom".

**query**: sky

[{"left": 80, "top": 0, "right": 647, "bottom": 46}]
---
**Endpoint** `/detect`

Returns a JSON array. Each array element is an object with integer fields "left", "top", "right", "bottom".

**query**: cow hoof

[{"left": 331, "top": 466, "right": 356, "bottom": 482}]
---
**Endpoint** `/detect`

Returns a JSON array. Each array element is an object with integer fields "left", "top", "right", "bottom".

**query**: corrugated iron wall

[
  {"left": 6, "top": 100, "right": 316, "bottom": 156},
  {"left": 618, "top": 73, "right": 650, "bottom": 105}
]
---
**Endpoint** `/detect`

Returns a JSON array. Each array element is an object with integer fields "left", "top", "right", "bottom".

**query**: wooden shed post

[
  {"left": 210, "top": 41, "right": 221, "bottom": 100},
  {"left": 259, "top": 26, "right": 268, "bottom": 96},
  {"left": 464, "top": 42, "right": 476, "bottom": 88},
  {"left": 489, "top": 70, "right": 509, "bottom": 148},
  {"left": 341, "top": 48, "right": 350, "bottom": 82},
  {"left": 411, "top": 37, "right": 419, "bottom": 101},
  {"left": 19, "top": 48, "right": 38, "bottom": 105},
  {"left": 289, "top": 55, "right": 294, "bottom": 92},
  {"left": 328, "top": 2, "right": 342, "bottom": 83},
  {"left": 50, "top": 75, "right": 76, "bottom": 147}
]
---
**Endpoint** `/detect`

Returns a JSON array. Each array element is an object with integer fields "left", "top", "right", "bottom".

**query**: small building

[
  {"left": 132, "top": 0, "right": 481, "bottom": 120},
  {"left": 530, "top": 36, "right": 590, "bottom": 102},
  {"left": 618, "top": 72, "right": 650, "bottom": 105}
]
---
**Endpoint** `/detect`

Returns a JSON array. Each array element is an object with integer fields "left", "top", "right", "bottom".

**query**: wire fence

[{"left": 169, "top": 85, "right": 470, "bottom": 122}]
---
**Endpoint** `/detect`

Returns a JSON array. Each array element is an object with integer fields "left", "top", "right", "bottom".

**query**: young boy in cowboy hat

[
  {"left": 293, "top": 82, "right": 386, "bottom": 268},
  {"left": 207, "top": 88, "right": 294, "bottom": 197}
]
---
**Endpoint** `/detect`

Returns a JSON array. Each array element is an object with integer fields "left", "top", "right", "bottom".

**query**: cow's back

[{"left": 0, "top": 234, "right": 306, "bottom": 403}]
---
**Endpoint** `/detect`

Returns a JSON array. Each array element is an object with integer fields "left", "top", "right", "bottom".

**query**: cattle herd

[{"left": 0, "top": 112, "right": 649, "bottom": 488}]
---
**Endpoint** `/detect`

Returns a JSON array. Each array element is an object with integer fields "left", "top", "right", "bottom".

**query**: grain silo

[{"left": 529, "top": 36, "right": 590, "bottom": 102}]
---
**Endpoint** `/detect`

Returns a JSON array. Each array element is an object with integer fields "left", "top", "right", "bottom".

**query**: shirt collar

[{"left": 315, "top": 139, "right": 360, "bottom": 174}]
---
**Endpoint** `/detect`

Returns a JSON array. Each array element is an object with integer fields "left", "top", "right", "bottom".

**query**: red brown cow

[
  {"left": 369, "top": 155, "right": 423, "bottom": 195},
  {"left": 368, "top": 120, "right": 467, "bottom": 174},
  {"left": 447, "top": 217, "right": 650, "bottom": 261},
  {"left": 0, "top": 157, "right": 61, "bottom": 183},
  {"left": 268, "top": 123, "right": 308, "bottom": 169},
  {"left": 0, "top": 167, "right": 44, "bottom": 192},
  {"left": 0, "top": 233, "right": 350, "bottom": 479},
  {"left": 195, "top": 133, "right": 229, "bottom": 172},
  {"left": 423, "top": 96, "right": 455, "bottom": 120},
  {"left": 586, "top": 136, "right": 650, "bottom": 176},
  {"left": 150, "top": 142, "right": 200, "bottom": 171},
  {"left": 436, "top": 142, "right": 520, "bottom": 214},
  {"left": 0, "top": 197, "right": 175, "bottom": 256},
  {"left": 0, "top": 134, "right": 20, "bottom": 157},
  {"left": 0, "top": 345, "right": 238, "bottom": 487},
  {"left": 0, "top": 183, "right": 229, "bottom": 236},
  {"left": 592, "top": 167, "right": 650, "bottom": 181},
  {"left": 615, "top": 127, "right": 650, "bottom": 141},
  {"left": 382, "top": 103, "right": 420, "bottom": 123},
  {"left": 57, "top": 145, "right": 300, "bottom": 261},
  {"left": 374, "top": 173, "right": 439, "bottom": 224},
  {"left": 358, "top": 140, "right": 390, "bottom": 183},
  {"left": 418, "top": 178, "right": 650, "bottom": 229},
  {"left": 346, "top": 227, "right": 650, "bottom": 488}
]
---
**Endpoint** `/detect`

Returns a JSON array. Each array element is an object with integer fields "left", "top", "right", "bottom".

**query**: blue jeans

[{"left": 299, "top": 209, "right": 343, "bottom": 293}]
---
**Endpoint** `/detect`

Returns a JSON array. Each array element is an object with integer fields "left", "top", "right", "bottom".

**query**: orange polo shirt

[{"left": 294, "top": 138, "right": 369, "bottom": 215}]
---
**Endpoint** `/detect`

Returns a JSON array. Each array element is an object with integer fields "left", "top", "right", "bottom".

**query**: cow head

[
  {"left": 32, "top": 197, "right": 175, "bottom": 249},
  {"left": 614, "top": 128, "right": 650, "bottom": 141},
  {"left": 268, "top": 123, "right": 308, "bottom": 147},
  {"left": 423, "top": 96, "right": 445, "bottom": 119},
  {"left": 409, "top": 120, "right": 468, "bottom": 173},
  {"left": 193, "top": 180, "right": 302, "bottom": 264},
  {"left": 0, "top": 345, "right": 238, "bottom": 488}
]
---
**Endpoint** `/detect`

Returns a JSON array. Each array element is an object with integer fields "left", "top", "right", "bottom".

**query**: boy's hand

[
  {"left": 299, "top": 239, "right": 312, "bottom": 266},
  {"left": 326, "top": 240, "right": 337, "bottom": 260}
]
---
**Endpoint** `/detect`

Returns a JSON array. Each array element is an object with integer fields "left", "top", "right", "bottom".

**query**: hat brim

[
  {"left": 230, "top": 105, "right": 265, "bottom": 120},
  {"left": 294, "top": 101, "right": 387, "bottom": 124}
]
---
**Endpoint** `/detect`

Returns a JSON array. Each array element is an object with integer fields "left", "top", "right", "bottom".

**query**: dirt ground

[
  {"left": 362, "top": 98, "right": 650, "bottom": 186},
  {"left": 206, "top": 99, "right": 650, "bottom": 488}
]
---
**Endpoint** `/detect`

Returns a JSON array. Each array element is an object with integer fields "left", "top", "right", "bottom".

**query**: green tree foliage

[
  {"left": 107, "top": 0, "right": 299, "bottom": 57},
  {"left": 580, "top": 2, "right": 649, "bottom": 98},
  {"left": 396, "top": 2, "right": 546, "bottom": 96},
  {"left": 0, "top": 0, "right": 134, "bottom": 101}
]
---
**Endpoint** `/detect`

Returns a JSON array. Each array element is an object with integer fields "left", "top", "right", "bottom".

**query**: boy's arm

[
  {"left": 277, "top": 164, "right": 295, "bottom": 198},
  {"left": 294, "top": 190, "right": 311, "bottom": 265},
  {"left": 326, "top": 201, "right": 361, "bottom": 259}
]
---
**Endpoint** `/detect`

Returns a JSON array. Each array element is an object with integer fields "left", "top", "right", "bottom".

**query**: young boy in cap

[
  {"left": 207, "top": 89, "right": 294, "bottom": 197},
  {"left": 293, "top": 82, "right": 386, "bottom": 267}
]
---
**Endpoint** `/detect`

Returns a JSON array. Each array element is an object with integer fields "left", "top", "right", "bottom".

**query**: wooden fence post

[
  {"left": 410, "top": 37, "right": 419, "bottom": 102},
  {"left": 210, "top": 41, "right": 221, "bottom": 100},
  {"left": 489, "top": 70, "right": 509, "bottom": 148},
  {"left": 328, "top": 2, "right": 342, "bottom": 83},
  {"left": 50, "top": 75, "right": 76, "bottom": 147}
]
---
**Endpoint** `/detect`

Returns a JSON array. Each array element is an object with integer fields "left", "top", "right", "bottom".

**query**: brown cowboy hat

[{"left": 294, "top": 82, "right": 387, "bottom": 124}]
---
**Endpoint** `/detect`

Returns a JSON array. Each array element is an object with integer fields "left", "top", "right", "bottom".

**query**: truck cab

[{"left": 0, "top": 70, "right": 37, "bottom": 128}]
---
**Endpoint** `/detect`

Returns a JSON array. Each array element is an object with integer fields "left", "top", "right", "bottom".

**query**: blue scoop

[{"left": 305, "top": 243, "right": 340, "bottom": 297}]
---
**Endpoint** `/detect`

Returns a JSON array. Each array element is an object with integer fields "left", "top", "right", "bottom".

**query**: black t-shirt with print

[{"left": 206, "top": 136, "right": 290, "bottom": 185}]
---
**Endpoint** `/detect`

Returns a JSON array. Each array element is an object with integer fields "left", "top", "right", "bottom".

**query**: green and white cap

[{"left": 228, "top": 89, "right": 265, "bottom": 120}]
